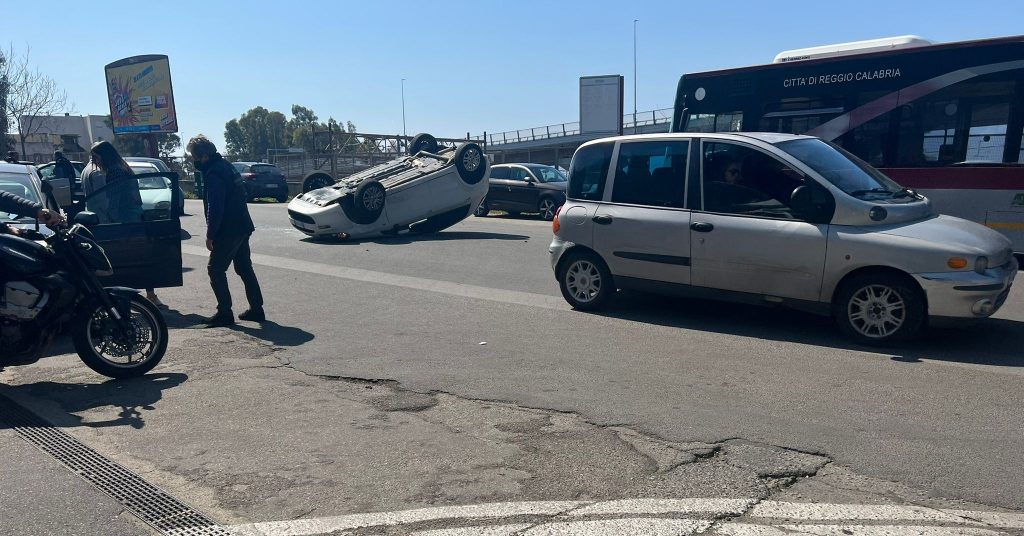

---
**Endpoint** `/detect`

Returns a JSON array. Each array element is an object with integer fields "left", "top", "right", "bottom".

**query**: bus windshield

[{"left": 777, "top": 138, "right": 911, "bottom": 201}]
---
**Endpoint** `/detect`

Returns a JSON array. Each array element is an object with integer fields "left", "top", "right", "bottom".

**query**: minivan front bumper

[{"left": 913, "top": 259, "right": 1017, "bottom": 318}]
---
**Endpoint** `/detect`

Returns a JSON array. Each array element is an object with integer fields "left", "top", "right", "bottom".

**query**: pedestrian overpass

[{"left": 481, "top": 108, "right": 673, "bottom": 168}]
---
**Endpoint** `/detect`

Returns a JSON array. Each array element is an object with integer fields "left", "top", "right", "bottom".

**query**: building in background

[{"left": 14, "top": 113, "right": 114, "bottom": 162}]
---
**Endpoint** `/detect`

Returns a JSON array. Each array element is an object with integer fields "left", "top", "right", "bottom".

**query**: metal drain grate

[{"left": 0, "top": 394, "right": 231, "bottom": 536}]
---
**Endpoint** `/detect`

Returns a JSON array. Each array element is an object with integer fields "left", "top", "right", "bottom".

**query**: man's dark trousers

[{"left": 208, "top": 233, "right": 263, "bottom": 314}]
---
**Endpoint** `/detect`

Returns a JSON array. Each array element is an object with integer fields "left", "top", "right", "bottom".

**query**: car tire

[
  {"left": 538, "top": 197, "right": 558, "bottom": 221},
  {"left": 453, "top": 143, "right": 486, "bottom": 185},
  {"left": 833, "top": 272, "right": 926, "bottom": 346},
  {"left": 302, "top": 172, "right": 335, "bottom": 193},
  {"left": 558, "top": 250, "right": 614, "bottom": 311},
  {"left": 409, "top": 133, "right": 439, "bottom": 156},
  {"left": 353, "top": 180, "right": 386, "bottom": 223},
  {"left": 475, "top": 198, "right": 489, "bottom": 217}
]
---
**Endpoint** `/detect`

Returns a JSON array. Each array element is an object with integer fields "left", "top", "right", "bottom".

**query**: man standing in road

[
  {"left": 52, "top": 150, "right": 76, "bottom": 180},
  {"left": 187, "top": 135, "right": 265, "bottom": 327}
]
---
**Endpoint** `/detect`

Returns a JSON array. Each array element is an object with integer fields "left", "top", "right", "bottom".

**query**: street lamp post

[
  {"left": 401, "top": 78, "right": 407, "bottom": 139},
  {"left": 633, "top": 19, "right": 638, "bottom": 134}
]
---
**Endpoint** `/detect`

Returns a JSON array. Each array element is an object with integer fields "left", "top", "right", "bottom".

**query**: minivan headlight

[{"left": 974, "top": 256, "right": 989, "bottom": 274}]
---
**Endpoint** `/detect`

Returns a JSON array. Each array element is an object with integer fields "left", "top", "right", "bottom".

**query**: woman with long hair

[{"left": 89, "top": 141, "right": 166, "bottom": 309}]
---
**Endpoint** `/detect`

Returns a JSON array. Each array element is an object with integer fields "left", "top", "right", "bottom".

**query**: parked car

[
  {"left": 476, "top": 163, "right": 567, "bottom": 221},
  {"left": 126, "top": 159, "right": 186, "bottom": 215},
  {"left": 232, "top": 162, "right": 289, "bottom": 202},
  {"left": 1, "top": 163, "right": 52, "bottom": 233},
  {"left": 37, "top": 160, "right": 87, "bottom": 198},
  {"left": 550, "top": 132, "right": 1016, "bottom": 345},
  {"left": 288, "top": 133, "right": 488, "bottom": 240}
]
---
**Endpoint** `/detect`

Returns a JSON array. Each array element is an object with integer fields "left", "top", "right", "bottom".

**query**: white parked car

[
  {"left": 550, "top": 132, "right": 1017, "bottom": 345},
  {"left": 287, "top": 134, "right": 489, "bottom": 239},
  {"left": 126, "top": 159, "right": 185, "bottom": 215}
]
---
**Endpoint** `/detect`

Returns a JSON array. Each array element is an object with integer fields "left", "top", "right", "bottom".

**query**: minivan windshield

[{"left": 776, "top": 138, "right": 914, "bottom": 202}]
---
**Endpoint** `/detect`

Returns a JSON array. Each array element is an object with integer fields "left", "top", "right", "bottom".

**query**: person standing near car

[
  {"left": 5, "top": 151, "right": 20, "bottom": 163},
  {"left": 52, "top": 150, "right": 76, "bottom": 180},
  {"left": 88, "top": 141, "right": 165, "bottom": 308},
  {"left": 187, "top": 135, "right": 264, "bottom": 327}
]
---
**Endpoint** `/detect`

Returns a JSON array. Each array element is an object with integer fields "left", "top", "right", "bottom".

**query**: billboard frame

[{"left": 105, "top": 54, "right": 179, "bottom": 136}]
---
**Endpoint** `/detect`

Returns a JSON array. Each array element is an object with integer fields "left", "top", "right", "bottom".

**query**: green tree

[
  {"left": 223, "top": 106, "right": 287, "bottom": 160},
  {"left": 101, "top": 116, "right": 181, "bottom": 158},
  {"left": 224, "top": 119, "right": 245, "bottom": 158}
]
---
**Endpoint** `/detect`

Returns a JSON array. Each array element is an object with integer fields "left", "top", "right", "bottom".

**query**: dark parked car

[
  {"left": 476, "top": 163, "right": 567, "bottom": 220},
  {"left": 232, "top": 162, "right": 289, "bottom": 202}
]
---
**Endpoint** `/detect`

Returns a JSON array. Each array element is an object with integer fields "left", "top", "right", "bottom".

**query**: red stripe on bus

[{"left": 881, "top": 167, "right": 1024, "bottom": 190}]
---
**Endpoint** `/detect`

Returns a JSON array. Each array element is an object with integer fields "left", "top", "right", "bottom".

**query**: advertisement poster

[{"left": 105, "top": 55, "right": 178, "bottom": 134}]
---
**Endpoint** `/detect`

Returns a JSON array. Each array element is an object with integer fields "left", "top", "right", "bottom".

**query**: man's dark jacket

[
  {"left": 52, "top": 157, "right": 77, "bottom": 180},
  {"left": 0, "top": 191, "right": 42, "bottom": 218},
  {"left": 199, "top": 153, "right": 255, "bottom": 240}
]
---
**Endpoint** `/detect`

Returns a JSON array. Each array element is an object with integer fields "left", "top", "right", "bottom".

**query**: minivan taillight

[{"left": 552, "top": 204, "right": 563, "bottom": 234}]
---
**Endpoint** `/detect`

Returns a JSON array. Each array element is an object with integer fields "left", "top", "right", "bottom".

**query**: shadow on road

[
  {"left": 594, "top": 292, "right": 1024, "bottom": 367},
  {"left": 0, "top": 373, "right": 187, "bottom": 430},
  {"left": 302, "top": 230, "right": 530, "bottom": 245},
  {"left": 162, "top": 309, "right": 314, "bottom": 347}
]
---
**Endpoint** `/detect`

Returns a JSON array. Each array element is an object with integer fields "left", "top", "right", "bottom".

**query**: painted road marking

[
  {"left": 181, "top": 244, "right": 566, "bottom": 311},
  {"left": 227, "top": 499, "right": 1024, "bottom": 535},
  {"left": 229, "top": 501, "right": 586, "bottom": 536},
  {"left": 568, "top": 498, "right": 753, "bottom": 517},
  {"left": 775, "top": 525, "right": 1004, "bottom": 536},
  {"left": 750, "top": 501, "right": 967, "bottom": 522},
  {"left": 521, "top": 518, "right": 711, "bottom": 535}
]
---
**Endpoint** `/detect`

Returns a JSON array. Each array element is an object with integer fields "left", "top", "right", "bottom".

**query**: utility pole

[
  {"left": 401, "top": 78, "right": 407, "bottom": 140},
  {"left": 633, "top": 19, "right": 639, "bottom": 134}
]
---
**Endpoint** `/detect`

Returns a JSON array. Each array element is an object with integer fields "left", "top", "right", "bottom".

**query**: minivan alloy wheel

[
  {"left": 566, "top": 260, "right": 602, "bottom": 303},
  {"left": 847, "top": 284, "right": 906, "bottom": 338}
]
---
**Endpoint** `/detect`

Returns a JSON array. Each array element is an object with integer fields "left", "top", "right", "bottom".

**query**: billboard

[
  {"left": 105, "top": 55, "right": 178, "bottom": 134},
  {"left": 579, "top": 75, "right": 623, "bottom": 135}
]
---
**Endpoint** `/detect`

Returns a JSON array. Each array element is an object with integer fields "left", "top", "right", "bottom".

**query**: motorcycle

[{"left": 0, "top": 183, "right": 168, "bottom": 378}]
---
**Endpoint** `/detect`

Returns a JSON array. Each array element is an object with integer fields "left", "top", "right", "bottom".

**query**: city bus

[{"left": 672, "top": 34, "right": 1024, "bottom": 254}]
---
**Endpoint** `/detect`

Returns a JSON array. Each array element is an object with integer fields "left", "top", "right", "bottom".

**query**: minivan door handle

[
  {"left": 691, "top": 222, "right": 714, "bottom": 233},
  {"left": 592, "top": 215, "right": 614, "bottom": 225}
]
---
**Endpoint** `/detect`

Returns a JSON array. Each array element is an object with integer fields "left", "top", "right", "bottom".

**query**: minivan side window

[
  {"left": 489, "top": 166, "right": 510, "bottom": 180},
  {"left": 700, "top": 142, "right": 814, "bottom": 221},
  {"left": 568, "top": 143, "right": 613, "bottom": 200},
  {"left": 611, "top": 140, "right": 689, "bottom": 208}
]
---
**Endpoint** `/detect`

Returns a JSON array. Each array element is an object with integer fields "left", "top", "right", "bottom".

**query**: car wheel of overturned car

[
  {"left": 538, "top": 197, "right": 558, "bottom": 221},
  {"left": 833, "top": 272, "right": 926, "bottom": 346},
  {"left": 353, "top": 180, "right": 386, "bottom": 223},
  {"left": 558, "top": 250, "right": 614, "bottom": 311},
  {"left": 475, "top": 198, "right": 489, "bottom": 217},
  {"left": 453, "top": 143, "right": 487, "bottom": 185},
  {"left": 302, "top": 172, "right": 335, "bottom": 193},
  {"left": 409, "top": 133, "right": 439, "bottom": 156}
]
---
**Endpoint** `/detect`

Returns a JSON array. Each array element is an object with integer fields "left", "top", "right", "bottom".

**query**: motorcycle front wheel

[{"left": 72, "top": 293, "right": 168, "bottom": 378}]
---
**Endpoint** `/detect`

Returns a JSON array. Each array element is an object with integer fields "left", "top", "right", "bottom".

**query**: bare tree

[
  {"left": 0, "top": 49, "right": 9, "bottom": 155},
  {"left": 1, "top": 45, "right": 70, "bottom": 159}
]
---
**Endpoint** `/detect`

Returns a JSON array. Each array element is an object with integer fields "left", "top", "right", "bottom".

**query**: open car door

[{"left": 77, "top": 171, "right": 184, "bottom": 289}]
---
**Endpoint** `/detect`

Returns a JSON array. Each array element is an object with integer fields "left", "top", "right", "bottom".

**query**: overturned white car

[{"left": 287, "top": 134, "right": 489, "bottom": 239}]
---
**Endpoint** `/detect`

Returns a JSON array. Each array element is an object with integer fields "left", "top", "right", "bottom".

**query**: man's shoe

[
  {"left": 204, "top": 312, "right": 235, "bottom": 328},
  {"left": 238, "top": 308, "right": 266, "bottom": 322}
]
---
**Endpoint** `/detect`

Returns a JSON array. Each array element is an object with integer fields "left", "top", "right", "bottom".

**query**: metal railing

[{"left": 483, "top": 108, "right": 673, "bottom": 147}]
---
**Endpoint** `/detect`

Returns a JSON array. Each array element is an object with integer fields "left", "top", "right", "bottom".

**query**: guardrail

[{"left": 482, "top": 108, "right": 673, "bottom": 147}]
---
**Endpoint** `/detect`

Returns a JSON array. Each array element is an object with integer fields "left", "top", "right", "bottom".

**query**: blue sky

[{"left": 5, "top": 0, "right": 1022, "bottom": 154}]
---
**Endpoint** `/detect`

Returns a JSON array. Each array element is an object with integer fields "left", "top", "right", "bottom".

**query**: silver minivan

[{"left": 549, "top": 132, "right": 1017, "bottom": 345}]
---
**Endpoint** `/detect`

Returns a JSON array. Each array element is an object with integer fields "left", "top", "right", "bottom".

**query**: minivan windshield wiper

[{"left": 849, "top": 188, "right": 895, "bottom": 197}]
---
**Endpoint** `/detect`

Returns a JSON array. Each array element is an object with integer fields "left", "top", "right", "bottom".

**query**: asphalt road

[{"left": 166, "top": 199, "right": 1024, "bottom": 512}]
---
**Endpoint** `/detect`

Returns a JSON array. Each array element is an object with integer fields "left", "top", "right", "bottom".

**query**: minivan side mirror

[
  {"left": 790, "top": 184, "right": 835, "bottom": 224},
  {"left": 73, "top": 211, "right": 100, "bottom": 227}
]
